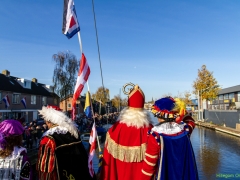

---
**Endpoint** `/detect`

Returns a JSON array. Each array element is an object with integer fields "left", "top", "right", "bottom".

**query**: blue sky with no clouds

[{"left": 0, "top": 0, "right": 240, "bottom": 102}]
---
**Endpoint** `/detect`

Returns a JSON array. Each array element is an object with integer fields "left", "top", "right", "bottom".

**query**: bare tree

[{"left": 52, "top": 51, "right": 79, "bottom": 111}]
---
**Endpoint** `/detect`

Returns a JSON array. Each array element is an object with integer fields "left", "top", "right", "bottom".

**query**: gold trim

[
  {"left": 142, "top": 169, "right": 152, "bottom": 176},
  {"left": 128, "top": 85, "right": 145, "bottom": 99},
  {"left": 56, "top": 141, "right": 81, "bottom": 150},
  {"left": 157, "top": 136, "right": 164, "bottom": 180},
  {"left": 144, "top": 158, "right": 155, "bottom": 166},
  {"left": 145, "top": 153, "right": 158, "bottom": 159},
  {"left": 105, "top": 132, "right": 146, "bottom": 162}
]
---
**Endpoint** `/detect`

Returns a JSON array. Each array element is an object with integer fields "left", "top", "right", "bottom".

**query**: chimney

[
  {"left": 32, "top": 78, "right": 38, "bottom": 83},
  {"left": 2, "top": 70, "right": 10, "bottom": 76}
]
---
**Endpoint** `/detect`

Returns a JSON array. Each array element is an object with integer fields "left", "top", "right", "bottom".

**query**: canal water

[
  {"left": 93, "top": 114, "right": 240, "bottom": 180},
  {"left": 191, "top": 126, "right": 240, "bottom": 180}
]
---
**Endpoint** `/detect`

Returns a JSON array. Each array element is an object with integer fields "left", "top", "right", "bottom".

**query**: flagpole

[
  {"left": 77, "top": 31, "right": 83, "bottom": 54},
  {"left": 87, "top": 82, "right": 102, "bottom": 152},
  {"left": 74, "top": 0, "right": 102, "bottom": 153},
  {"left": 76, "top": 37, "right": 102, "bottom": 152}
]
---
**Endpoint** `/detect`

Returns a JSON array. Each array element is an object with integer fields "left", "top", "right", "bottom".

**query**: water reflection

[{"left": 191, "top": 126, "right": 240, "bottom": 180}]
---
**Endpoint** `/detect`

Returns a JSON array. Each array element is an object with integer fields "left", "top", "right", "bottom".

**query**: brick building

[{"left": 0, "top": 70, "right": 59, "bottom": 122}]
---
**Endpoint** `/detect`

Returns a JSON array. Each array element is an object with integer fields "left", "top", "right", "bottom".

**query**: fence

[{"left": 203, "top": 110, "right": 240, "bottom": 129}]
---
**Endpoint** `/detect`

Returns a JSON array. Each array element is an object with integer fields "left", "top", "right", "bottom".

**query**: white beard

[{"left": 118, "top": 107, "right": 153, "bottom": 128}]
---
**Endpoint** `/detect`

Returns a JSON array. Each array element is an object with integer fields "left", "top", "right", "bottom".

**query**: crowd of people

[
  {"left": 22, "top": 120, "right": 48, "bottom": 150},
  {"left": 75, "top": 112, "right": 119, "bottom": 133},
  {"left": 0, "top": 83, "right": 199, "bottom": 180}
]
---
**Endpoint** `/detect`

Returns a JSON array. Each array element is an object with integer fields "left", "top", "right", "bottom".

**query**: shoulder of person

[{"left": 39, "top": 136, "right": 56, "bottom": 149}]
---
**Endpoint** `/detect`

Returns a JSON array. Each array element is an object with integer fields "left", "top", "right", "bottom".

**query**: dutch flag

[
  {"left": 2, "top": 95, "right": 10, "bottom": 108},
  {"left": 21, "top": 97, "right": 27, "bottom": 109},
  {"left": 62, "top": 0, "right": 80, "bottom": 39}
]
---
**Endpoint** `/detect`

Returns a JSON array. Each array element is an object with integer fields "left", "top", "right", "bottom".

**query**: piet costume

[
  {"left": 141, "top": 97, "right": 199, "bottom": 180},
  {"left": 36, "top": 105, "right": 96, "bottom": 180},
  {"left": 0, "top": 120, "right": 32, "bottom": 180},
  {"left": 100, "top": 83, "right": 153, "bottom": 180}
]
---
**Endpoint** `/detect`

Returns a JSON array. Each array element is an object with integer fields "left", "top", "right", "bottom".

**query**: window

[
  {"left": 225, "top": 105, "right": 229, "bottom": 110},
  {"left": 12, "top": 94, "right": 20, "bottom": 104},
  {"left": 31, "top": 95, "right": 36, "bottom": 104},
  {"left": 54, "top": 98, "right": 58, "bottom": 105},
  {"left": 42, "top": 97, "right": 47, "bottom": 106},
  {"left": 229, "top": 93, "right": 234, "bottom": 99},
  {"left": 219, "top": 95, "right": 223, "bottom": 100},
  {"left": 238, "top": 92, "right": 240, "bottom": 102},
  {"left": 68, "top": 103, "right": 71, "bottom": 108},
  {"left": 220, "top": 104, "right": 224, "bottom": 110},
  {"left": 224, "top": 94, "right": 229, "bottom": 99}
]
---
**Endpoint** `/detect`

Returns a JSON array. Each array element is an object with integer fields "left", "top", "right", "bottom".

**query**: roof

[
  {"left": 218, "top": 85, "right": 240, "bottom": 95},
  {"left": 0, "top": 73, "right": 58, "bottom": 97}
]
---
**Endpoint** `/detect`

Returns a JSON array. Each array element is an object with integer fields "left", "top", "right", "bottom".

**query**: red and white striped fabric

[
  {"left": 72, "top": 53, "right": 90, "bottom": 120},
  {"left": 88, "top": 122, "right": 97, "bottom": 177}
]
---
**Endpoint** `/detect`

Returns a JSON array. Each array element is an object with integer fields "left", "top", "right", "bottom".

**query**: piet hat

[
  {"left": 0, "top": 120, "right": 24, "bottom": 149},
  {"left": 123, "top": 83, "right": 145, "bottom": 109},
  {"left": 151, "top": 97, "right": 186, "bottom": 123},
  {"left": 38, "top": 105, "right": 79, "bottom": 139}
]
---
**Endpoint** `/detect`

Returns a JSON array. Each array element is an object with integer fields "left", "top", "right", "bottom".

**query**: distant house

[
  {"left": 0, "top": 70, "right": 59, "bottom": 122},
  {"left": 209, "top": 85, "right": 240, "bottom": 110},
  {"left": 59, "top": 95, "right": 84, "bottom": 117},
  {"left": 187, "top": 99, "right": 198, "bottom": 111}
]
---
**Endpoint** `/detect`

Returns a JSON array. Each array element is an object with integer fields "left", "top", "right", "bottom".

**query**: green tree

[
  {"left": 193, "top": 65, "right": 220, "bottom": 100},
  {"left": 92, "top": 86, "right": 110, "bottom": 105},
  {"left": 52, "top": 51, "right": 79, "bottom": 111}
]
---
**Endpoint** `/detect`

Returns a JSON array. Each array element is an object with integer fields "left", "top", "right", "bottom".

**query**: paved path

[{"left": 195, "top": 121, "right": 240, "bottom": 137}]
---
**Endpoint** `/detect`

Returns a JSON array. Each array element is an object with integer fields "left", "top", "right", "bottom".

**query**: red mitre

[{"left": 128, "top": 85, "right": 145, "bottom": 109}]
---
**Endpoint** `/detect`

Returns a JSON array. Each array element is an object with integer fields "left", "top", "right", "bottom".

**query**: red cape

[{"left": 100, "top": 121, "right": 153, "bottom": 180}]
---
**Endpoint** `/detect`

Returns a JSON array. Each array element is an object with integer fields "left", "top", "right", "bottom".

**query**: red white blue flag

[
  {"left": 88, "top": 122, "right": 97, "bottom": 177},
  {"left": 21, "top": 97, "right": 27, "bottom": 109},
  {"left": 62, "top": 0, "right": 80, "bottom": 39},
  {"left": 2, "top": 95, "right": 10, "bottom": 108},
  {"left": 72, "top": 53, "right": 90, "bottom": 120}
]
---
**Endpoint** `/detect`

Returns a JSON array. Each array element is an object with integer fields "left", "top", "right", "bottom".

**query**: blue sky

[{"left": 1, "top": 0, "right": 240, "bottom": 102}]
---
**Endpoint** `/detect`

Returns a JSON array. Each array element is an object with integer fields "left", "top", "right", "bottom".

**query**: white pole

[
  {"left": 198, "top": 90, "right": 200, "bottom": 121},
  {"left": 119, "top": 88, "right": 121, "bottom": 112},
  {"left": 87, "top": 82, "right": 101, "bottom": 152},
  {"left": 77, "top": 31, "right": 83, "bottom": 54},
  {"left": 200, "top": 90, "right": 202, "bottom": 121},
  {"left": 202, "top": 94, "right": 204, "bottom": 122},
  {"left": 76, "top": 24, "right": 101, "bottom": 152}
]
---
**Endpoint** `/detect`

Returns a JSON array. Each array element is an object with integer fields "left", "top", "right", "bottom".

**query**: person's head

[
  {"left": 38, "top": 105, "right": 79, "bottom": 139},
  {"left": 118, "top": 83, "right": 152, "bottom": 128},
  {"left": 0, "top": 120, "right": 24, "bottom": 158},
  {"left": 151, "top": 97, "right": 187, "bottom": 124}
]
